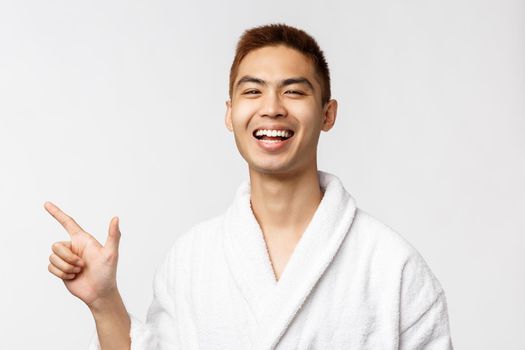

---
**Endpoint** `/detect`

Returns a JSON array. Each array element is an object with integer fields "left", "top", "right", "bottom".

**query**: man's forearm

[{"left": 89, "top": 289, "right": 131, "bottom": 350}]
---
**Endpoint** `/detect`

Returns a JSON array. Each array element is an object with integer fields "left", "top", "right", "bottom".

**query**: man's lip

[{"left": 254, "top": 135, "right": 293, "bottom": 152}]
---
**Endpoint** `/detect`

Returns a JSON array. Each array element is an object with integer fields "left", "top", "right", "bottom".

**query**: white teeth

[{"left": 255, "top": 129, "right": 292, "bottom": 138}]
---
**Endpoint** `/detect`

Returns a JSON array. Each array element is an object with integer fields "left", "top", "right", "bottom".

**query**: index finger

[{"left": 44, "top": 201, "right": 84, "bottom": 237}]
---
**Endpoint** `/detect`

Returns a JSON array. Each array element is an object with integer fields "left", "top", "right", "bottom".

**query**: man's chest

[{"left": 263, "top": 232, "right": 302, "bottom": 281}]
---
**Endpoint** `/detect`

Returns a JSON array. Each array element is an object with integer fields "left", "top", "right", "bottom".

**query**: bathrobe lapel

[{"left": 222, "top": 171, "right": 357, "bottom": 350}]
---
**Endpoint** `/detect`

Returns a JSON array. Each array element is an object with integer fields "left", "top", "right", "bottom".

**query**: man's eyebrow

[
  {"left": 281, "top": 77, "right": 315, "bottom": 91},
  {"left": 236, "top": 76, "right": 266, "bottom": 87},
  {"left": 236, "top": 76, "right": 315, "bottom": 91}
]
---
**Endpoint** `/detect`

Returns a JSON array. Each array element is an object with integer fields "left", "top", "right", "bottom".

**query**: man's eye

[
  {"left": 243, "top": 90, "right": 260, "bottom": 95},
  {"left": 285, "top": 90, "right": 305, "bottom": 95}
]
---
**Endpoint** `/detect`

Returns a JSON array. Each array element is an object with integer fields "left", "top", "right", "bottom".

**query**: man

[{"left": 46, "top": 24, "right": 454, "bottom": 349}]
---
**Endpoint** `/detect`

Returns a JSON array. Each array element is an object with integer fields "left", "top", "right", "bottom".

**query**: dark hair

[{"left": 229, "top": 23, "right": 331, "bottom": 105}]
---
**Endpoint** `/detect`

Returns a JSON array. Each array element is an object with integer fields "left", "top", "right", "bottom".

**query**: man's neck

[{"left": 248, "top": 167, "right": 323, "bottom": 241}]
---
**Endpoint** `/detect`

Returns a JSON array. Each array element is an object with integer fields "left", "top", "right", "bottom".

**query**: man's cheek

[{"left": 233, "top": 105, "right": 257, "bottom": 124}]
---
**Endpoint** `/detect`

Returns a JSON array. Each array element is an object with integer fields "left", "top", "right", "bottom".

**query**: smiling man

[
  {"left": 47, "top": 24, "right": 453, "bottom": 349},
  {"left": 224, "top": 42, "right": 338, "bottom": 282}
]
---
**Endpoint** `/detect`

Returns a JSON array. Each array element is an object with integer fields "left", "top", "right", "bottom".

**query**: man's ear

[
  {"left": 321, "top": 99, "right": 338, "bottom": 132},
  {"left": 225, "top": 100, "right": 233, "bottom": 132}
]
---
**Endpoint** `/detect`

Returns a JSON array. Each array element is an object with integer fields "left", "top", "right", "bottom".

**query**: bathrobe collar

[{"left": 222, "top": 170, "right": 357, "bottom": 349}]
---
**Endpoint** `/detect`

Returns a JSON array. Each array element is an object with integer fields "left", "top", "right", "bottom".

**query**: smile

[
  {"left": 253, "top": 128, "right": 294, "bottom": 141},
  {"left": 252, "top": 128, "right": 295, "bottom": 151}
]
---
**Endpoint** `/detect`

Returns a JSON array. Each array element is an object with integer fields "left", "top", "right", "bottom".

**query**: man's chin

[
  {"left": 249, "top": 164, "right": 290, "bottom": 175},
  {"left": 247, "top": 163, "right": 307, "bottom": 178}
]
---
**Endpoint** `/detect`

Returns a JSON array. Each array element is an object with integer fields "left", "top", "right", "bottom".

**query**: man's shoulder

[
  {"left": 351, "top": 208, "right": 419, "bottom": 259},
  {"left": 169, "top": 213, "right": 225, "bottom": 252},
  {"left": 155, "top": 213, "right": 225, "bottom": 278},
  {"left": 351, "top": 207, "right": 445, "bottom": 293}
]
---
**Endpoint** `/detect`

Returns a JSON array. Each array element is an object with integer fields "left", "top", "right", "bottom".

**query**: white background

[{"left": 0, "top": 0, "right": 523, "bottom": 349}]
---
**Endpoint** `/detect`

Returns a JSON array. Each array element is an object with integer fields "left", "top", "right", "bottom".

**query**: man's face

[{"left": 225, "top": 45, "right": 337, "bottom": 176}]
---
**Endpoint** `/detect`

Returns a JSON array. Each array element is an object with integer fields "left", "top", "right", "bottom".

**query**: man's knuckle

[
  {"left": 48, "top": 264, "right": 60, "bottom": 277},
  {"left": 49, "top": 254, "right": 59, "bottom": 264}
]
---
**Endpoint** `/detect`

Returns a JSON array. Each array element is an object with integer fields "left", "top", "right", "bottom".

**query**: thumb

[{"left": 104, "top": 216, "right": 121, "bottom": 253}]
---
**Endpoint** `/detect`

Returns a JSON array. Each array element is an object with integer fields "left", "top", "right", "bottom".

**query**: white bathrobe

[{"left": 89, "top": 170, "right": 453, "bottom": 349}]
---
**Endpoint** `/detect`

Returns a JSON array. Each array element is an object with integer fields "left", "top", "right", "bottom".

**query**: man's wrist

[
  {"left": 87, "top": 288, "right": 132, "bottom": 349},
  {"left": 87, "top": 288, "right": 124, "bottom": 316}
]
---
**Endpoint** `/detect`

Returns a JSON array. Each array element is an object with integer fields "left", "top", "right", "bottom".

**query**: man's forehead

[
  {"left": 238, "top": 46, "right": 313, "bottom": 71},
  {"left": 234, "top": 46, "right": 321, "bottom": 88}
]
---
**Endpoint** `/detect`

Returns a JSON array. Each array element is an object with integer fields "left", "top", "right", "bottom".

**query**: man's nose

[{"left": 259, "top": 92, "right": 287, "bottom": 118}]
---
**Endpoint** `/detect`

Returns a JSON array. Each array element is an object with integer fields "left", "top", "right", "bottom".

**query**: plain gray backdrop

[{"left": 0, "top": 0, "right": 523, "bottom": 349}]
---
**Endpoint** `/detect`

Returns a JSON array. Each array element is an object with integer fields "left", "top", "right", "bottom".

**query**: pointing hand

[{"left": 45, "top": 201, "right": 122, "bottom": 307}]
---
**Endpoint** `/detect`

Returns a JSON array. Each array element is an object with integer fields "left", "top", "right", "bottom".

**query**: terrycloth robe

[{"left": 89, "top": 170, "right": 453, "bottom": 349}]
